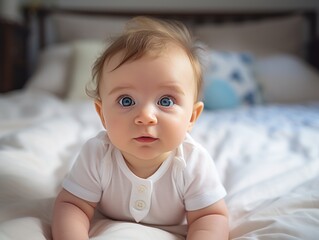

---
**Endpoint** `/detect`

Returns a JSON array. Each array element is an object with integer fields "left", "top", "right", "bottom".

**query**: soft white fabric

[
  {"left": 67, "top": 40, "right": 106, "bottom": 100},
  {"left": 255, "top": 54, "right": 319, "bottom": 103},
  {"left": 26, "top": 44, "right": 72, "bottom": 98},
  {"left": 1, "top": 90, "right": 319, "bottom": 239},
  {"left": 63, "top": 131, "right": 226, "bottom": 229}
]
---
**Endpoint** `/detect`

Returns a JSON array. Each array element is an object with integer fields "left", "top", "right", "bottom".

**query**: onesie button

[
  {"left": 138, "top": 185, "right": 147, "bottom": 193},
  {"left": 135, "top": 200, "right": 146, "bottom": 210}
]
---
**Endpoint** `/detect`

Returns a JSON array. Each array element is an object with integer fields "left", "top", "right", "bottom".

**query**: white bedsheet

[{"left": 0, "top": 89, "right": 319, "bottom": 239}]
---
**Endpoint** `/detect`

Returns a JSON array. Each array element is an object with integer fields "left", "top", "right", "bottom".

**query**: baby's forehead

[
  {"left": 104, "top": 44, "right": 190, "bottom": 72},
  {"left": 100, "top": 45, "right": 198, "bottom": 100}
]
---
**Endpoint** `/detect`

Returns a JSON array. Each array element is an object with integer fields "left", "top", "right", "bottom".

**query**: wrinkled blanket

[{"left": 1, "top": 90, "right": 319, "bottom": 239}]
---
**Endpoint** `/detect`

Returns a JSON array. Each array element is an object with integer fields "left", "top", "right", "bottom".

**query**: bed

[{"left": 1, "top": 6, "right": 319, "bottom": 240}]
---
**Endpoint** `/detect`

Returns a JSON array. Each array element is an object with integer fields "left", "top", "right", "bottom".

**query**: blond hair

[{"left": 86, "top": 16, "right": 203, "bottom": 101}]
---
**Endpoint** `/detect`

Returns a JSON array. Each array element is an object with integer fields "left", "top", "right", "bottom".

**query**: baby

[{"left": 52, "top": 16, "right": 228, "bottom": 240}]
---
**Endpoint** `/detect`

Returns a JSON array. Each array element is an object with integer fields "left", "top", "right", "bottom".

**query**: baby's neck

[{"left": 122, "top": 152, "right": 171, "bottom": 179}]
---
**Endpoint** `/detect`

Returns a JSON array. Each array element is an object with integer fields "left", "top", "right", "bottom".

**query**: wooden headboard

[{"left": 22, "top": 6, "right": 318, "bottom": 68}]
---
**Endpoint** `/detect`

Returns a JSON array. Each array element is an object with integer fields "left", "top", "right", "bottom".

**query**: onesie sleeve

[
  {"left": 182, "top": 143, "right": 226, "bottom": 211},
  {"left": 62, "top": 132, "right": 110, "bottom": 203}
]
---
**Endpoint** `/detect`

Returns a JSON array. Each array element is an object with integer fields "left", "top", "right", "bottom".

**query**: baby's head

[
  {"left": 88, "top": 17, "right": 205, "bottom": 162},
  {"left": 86, "top": 16, "right": 203, "bottom": 102}
]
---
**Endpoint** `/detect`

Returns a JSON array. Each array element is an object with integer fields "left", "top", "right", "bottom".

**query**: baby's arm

[
  {"left": 52, "top": 189, "right": 97, "bottom": 240},
  {"left": 186, "top": 199, "right": 229, "bottom": 240}
]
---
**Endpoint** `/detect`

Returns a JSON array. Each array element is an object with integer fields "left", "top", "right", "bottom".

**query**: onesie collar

[{"left": 115, "top": 149, "right": 174, "bottom": 183}]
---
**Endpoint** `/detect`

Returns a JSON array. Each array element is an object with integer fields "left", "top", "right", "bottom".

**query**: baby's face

[{"left": 95, "top": 47, "right": 202, "bottom": 163}]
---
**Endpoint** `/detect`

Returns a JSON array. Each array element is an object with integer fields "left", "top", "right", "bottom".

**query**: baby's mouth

[{"left": 134, "top": 136, "right": 158, "bottom": 143}]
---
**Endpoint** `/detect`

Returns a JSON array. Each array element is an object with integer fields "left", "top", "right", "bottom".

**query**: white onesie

[{"left": 63, "top": 131, "right": 226, "bottom": 231}]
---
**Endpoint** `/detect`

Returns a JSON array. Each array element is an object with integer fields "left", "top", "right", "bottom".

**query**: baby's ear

[
  {"left": 188, "top": 101, "right": 204, "bottom": 131},
  {"left": 94, "top": 100, "right": 107, "bottom": 129}
]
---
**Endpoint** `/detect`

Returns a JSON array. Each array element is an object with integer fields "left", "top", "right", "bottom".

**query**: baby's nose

[{"left": 134, "top": 105, "right": 158, "bottom": 125}]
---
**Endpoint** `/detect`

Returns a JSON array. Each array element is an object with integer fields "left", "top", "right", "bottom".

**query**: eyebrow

[
  {"left": 107, "top": 83, "right": 185, "bottom": 96},
  {"left": 159, "top": 84, "right": 185, "bottom": 96},
  {"left": 107, "top": 86, "right": 133, "bottom": 96}
]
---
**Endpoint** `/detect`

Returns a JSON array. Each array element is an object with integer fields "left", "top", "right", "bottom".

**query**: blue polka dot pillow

[{"left": 203, "top": 50, "right": 262, "bottom": 110}]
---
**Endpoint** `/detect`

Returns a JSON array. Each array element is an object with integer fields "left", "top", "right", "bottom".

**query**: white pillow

[
  {"left": 52, "top": 14, "right": 129, "bottom": 42},
  {"left": 66, "top": 40, "right": 106, "bottom": 100},
  {"left": 195, "top": 15, "right": 305, "bottom": 58},
  {"left": 26, "top": 44, "right": 72, "bottom": 97},
  {"left": 255, "top": 55, "right": 319, "bottom": 103}
]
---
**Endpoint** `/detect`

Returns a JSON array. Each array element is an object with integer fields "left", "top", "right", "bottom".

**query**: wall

[
  {"left": 32, "top": 0, "right": 319, "bottom": 35},
  {"left": 55, "top": 0, "right": 319, "bottom": 11},
  {"left": 1, "top": 0, "right": 319, "bottom": 21},
  {"left": 0, "top": 0, "right": 21, "bottom": 21},
  {"left": 54, "top": 0, "right": 319, "bottom": 36},
  {"left": 1, "top": 0, "right": 318, "bottom": 74}
]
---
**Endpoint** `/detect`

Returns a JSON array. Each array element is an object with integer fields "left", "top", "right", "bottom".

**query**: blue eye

[
  {"left": 158, "top": 96, "right": 174, "bottom": 107},
  {"left": 119, "top": 96, "right": 135, "bottom": 107}
]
